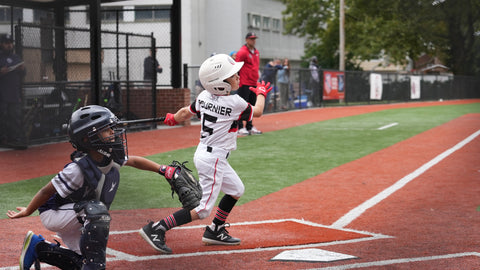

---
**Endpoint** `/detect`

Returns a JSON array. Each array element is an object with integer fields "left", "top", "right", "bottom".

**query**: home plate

[{"left": 270, "top": 248, "right": 357, "bottom": 262}]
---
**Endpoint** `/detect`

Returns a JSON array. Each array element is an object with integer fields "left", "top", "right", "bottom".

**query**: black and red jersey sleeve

[
  {"left": 189, "top": 102, "right": 201, "bottom": 118},
  {"left": 239, "top": 104, "right": 253, "bottom": 121}
]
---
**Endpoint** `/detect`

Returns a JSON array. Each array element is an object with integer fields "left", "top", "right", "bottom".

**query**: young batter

[
  {"left": 140, "top": 53, "right": 272, "bottom": 253},
  {"left": 7, "top": 105, "right": 174, "bottom": 270}
]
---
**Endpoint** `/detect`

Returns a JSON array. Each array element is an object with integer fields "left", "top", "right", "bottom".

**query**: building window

[
  {"left": 248, "top": 13, "right": 261, "bottom": 29},
  {"left": 272, "top": 18, "right": 281, "bottom": 32},
  {"left": 262, "top": 16, "right": 270, "bottom": 31},
  {"left": 101, "top": 7, "right": 123, "bottom": 22},
  {"left": 0, "top": 7, "right": 23, "bottom": 23},
  {"left": 135, "top": 6, "right": 170, "bottom": 22},
  {"left": 33, "top": 9, "right": 54, "bottom": 23}
]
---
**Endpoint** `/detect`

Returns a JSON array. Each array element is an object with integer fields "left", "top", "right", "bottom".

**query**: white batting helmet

[{"left": 199, "top": 54, "right": 244, "bottom": 95}]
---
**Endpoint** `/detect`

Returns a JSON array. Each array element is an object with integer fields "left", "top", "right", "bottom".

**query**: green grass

[{"left": 1, "top": 103, "right": 479, "bottom": 218}]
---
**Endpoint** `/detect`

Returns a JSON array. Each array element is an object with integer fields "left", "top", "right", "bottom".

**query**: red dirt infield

[{"left": 1, "top": 99, "right": 479, "bottom": 269}]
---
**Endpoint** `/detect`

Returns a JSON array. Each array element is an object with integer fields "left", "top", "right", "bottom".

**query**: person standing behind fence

[
  {"left": 277, "top": 58, "right": 291, "bottom": 110},
  {"left": 260, "top": 59, "right": 282, "bottom": 112},
  {"left": 229, "top": 50, "right": 237, "bottom": 60},
  {"left": 0, "top": 33, "right": 27, "bottom": 150},
  {"left": 143, "top": 49, "right": 163, "bottom": 81},
  {"left": 236, "top": 32, "right": 262, "bottom": 135},
  {"left": 309, "top": 56, "right": 322, "bottom": 107}
]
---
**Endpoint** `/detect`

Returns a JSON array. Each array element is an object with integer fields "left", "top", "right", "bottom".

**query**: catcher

[
  {"left": 7, "top": 105, "right": 182, "bottom": 270},
  {"left": 139, "top": 53, "right": 272, "bottom": 253}
]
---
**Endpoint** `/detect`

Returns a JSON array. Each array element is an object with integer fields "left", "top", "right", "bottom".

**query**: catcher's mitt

[{"left": 165, "top": 161, "right": 202, "bottom": 210}]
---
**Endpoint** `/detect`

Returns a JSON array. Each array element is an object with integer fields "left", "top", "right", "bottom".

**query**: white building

[{"left": 103, "top": 0, "right": 306, "bottom": 66}]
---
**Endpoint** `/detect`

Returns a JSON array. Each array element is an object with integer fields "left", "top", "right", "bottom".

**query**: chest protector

[
  {"left": 71, "top": 154, "right": 120, "bottom": 209},
  {"left": 41, "top": 153, "right": 120, "bottom": 212}
]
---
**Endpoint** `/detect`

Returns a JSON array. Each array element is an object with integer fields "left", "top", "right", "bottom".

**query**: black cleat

[
  {"left": 202, "top": 224, "right": 241, "bottom": 246},
  {"left": 139, "top": 221, "right": 172, "bottom": 254}
]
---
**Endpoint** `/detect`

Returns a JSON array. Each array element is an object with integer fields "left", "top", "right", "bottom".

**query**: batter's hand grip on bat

[{"left": 164, "top": 113, "right": 178, "bottom": 126}]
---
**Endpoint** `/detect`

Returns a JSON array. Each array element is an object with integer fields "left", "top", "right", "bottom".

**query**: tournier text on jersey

[{"left": 198, "top": 99, "right": 232, "bottom": 116}]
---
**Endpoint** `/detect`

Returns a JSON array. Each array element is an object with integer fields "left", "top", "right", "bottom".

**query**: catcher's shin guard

[
  {"left": 74, "top": 200, "right": 111, "bottom": 270},
  {"left": 35, "top": 241, "right": 83, "bottom": 270}
]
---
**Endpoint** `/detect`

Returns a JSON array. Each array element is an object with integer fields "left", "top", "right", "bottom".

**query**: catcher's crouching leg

[
  {"left": 74, "top": 200, "right": 111, "bottom": 270},
  {"left": 36, "top": 241, "right": 83, "bottom": 269}
]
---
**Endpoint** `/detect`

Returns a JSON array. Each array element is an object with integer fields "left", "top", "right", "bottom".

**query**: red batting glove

[
  {"left": 249, "top": 81, "right": 272, "bottom": 97},
  {"left": 164, "top": 113, "right": 178, "bottom": 126}
]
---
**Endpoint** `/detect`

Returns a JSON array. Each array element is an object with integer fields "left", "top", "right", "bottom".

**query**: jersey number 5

[{"left": 201, "top": 113, "right": 217, "bottom": 138}]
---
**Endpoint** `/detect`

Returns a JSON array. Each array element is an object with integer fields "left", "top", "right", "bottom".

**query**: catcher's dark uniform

[{"left": 38, "top": 152, "right": 124, "bottom": 253}]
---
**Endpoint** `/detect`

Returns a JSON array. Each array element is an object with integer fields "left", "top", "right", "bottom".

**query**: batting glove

[
  {"left": 249, "top": 81, "right": 272, "bottom": 97},
  {"left": 164, "top": 113, "right": 178, "bottom": 126}
]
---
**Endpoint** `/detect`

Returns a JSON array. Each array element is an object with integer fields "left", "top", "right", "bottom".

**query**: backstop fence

[{"left": 16, "top": 22, "right": 162, "bottom": 144}]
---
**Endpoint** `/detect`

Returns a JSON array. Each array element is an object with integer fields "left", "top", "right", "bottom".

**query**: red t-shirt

[{"left": 236, "top": 44, "right": 260, "bottom": 87}]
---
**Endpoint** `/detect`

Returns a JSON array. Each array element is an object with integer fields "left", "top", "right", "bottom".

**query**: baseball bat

[
  {"left": 61, "top": 116, "right": 166, "bottom": 131},
  {"left": 118, "top": 116, "right": 166, "bottom": 126}
]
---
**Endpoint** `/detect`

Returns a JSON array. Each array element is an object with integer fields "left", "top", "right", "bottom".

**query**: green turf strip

[{"left": 1, "top": 103, "right": 479, "bottom": 218}]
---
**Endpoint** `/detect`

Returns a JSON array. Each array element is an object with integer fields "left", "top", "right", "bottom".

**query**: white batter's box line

[
  {"left": 109, "top": 218, "right": 391, "bottom": 239},
  {"left": 307, "top": 252, "right": 480, "bottom": 270},
  {"left": 103, "top": 218, "right": 392, "bottom": 263},
  {"left": 104, "top": 235, "right": 392, "bottom": 263}
]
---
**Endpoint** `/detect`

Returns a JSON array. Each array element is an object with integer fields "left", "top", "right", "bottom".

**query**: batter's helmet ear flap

[{"left": 213, "top": 80, "right": 232, "bottom": 94}]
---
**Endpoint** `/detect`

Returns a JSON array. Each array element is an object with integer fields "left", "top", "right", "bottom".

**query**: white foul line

[
  {"left": 377, "top": 122, "right": 398, "bottom": 130},
  {"left": 331, "top": 129, "right": 480, "bottom": 229}
]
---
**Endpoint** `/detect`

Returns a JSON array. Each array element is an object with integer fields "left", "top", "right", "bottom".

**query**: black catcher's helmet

[{"left": 68, "top": 105, "right": 127, "bottom": 163}]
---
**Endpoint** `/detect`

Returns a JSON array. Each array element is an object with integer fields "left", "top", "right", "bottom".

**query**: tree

[
  {"left": 437, "top": 0, "right": 480, "bottom": 75},
  {"left": 282, "top": 0, "right": 480, "bottom": 75}
]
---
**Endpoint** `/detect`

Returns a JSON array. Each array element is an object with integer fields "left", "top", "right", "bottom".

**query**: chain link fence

[
  {"left": 13, "top": 6, "right": 172, "bottom": 145},
  {"left": 185, "top": 66, "right": 480, "bottom": 112}
]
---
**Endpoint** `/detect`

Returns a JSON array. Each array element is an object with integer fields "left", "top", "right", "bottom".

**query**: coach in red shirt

[{"left": 235, "top": 32, "right": 262, "bottom": 135}]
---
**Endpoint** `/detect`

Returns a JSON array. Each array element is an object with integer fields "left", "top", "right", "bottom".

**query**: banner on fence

[
  {"left": 369, "top": 73, "right": 383, "bottom": 100},
  {"left": 410, "top": 76, "right": 421, "bottom": 99},
  {"left": 323, "top": 71, "right": 345, "bottom": 100}
]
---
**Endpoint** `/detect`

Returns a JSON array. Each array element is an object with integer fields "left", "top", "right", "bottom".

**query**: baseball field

[{"left": 1, "top": 99, "right": 479, "bottom": 269}]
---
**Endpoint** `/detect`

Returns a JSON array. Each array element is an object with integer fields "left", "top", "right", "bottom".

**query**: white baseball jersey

[
  {"left": 189, "top": 90, "right": 253, "bottom": 219},
  {"left": 189, "top": 90, "right": 253, "bottom": 151}
]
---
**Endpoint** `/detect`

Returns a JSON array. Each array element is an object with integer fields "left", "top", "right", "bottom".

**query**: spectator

[
  {"left": 277, "top": 58, "right": 291, "bottom": 110},
  {"left": 0, "top": 33, "right": 27, "bottom": 150},
  {"left": 309, "top": 56, "right": 322, "bottom": 106},
  {"left": 235, "top": 32, "right": 261, "bottom": 135},
  {"left": 229, "top": 50, "right": 237, "bottom": 60},
  {"left": 260, "top": 59, "right": 282, "bottom": 112},
  {"left": 143, "top": 48, "right": 163, "bottom": 81}
]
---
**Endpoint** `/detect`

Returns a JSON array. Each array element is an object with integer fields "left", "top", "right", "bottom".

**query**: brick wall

[
  {"left": 107, "top": 86, "right": 192, "bottom": 125},
  {"left": 156, "top": 88, "right": 192, "bottom": 126}
]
